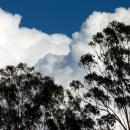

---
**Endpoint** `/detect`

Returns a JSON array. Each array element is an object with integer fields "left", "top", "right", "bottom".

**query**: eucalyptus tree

[
  {"left": 70, "top": 21, "right": 130, "bottom": 130},
  {"left": 0, "top": 63, "right": 94, "bottom": 130},
  {"left": 0, "top": 63, "right": 64, "bottom": 130}
]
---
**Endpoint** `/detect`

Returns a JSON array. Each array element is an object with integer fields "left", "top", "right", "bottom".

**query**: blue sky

[{"left": 0, "top": 0, "right": 129, "bottom": 36}]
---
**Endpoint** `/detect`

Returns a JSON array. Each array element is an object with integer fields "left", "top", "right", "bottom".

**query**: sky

[
  {"left": 0, "top": 0, "right": 130, "bottom": 36},
  {"left": 0, "top": 1, "right": 130, "bottom": 88},
  {"left": 0, "top": 1, "right": 130, "bottom": 129}
]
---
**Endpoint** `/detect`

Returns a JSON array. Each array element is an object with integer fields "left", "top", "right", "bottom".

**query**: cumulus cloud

[
  {"left": 35, "top": 53, "right": 85, "bottom": 87},
  {"left": 71, "top": 7, "right": 130, "bottom": 62},
  {"left": 36, "top": 7, "right": 130, "bottom": 86},
  {"left": 1, "top": 7, "right": 130, "bottom": 87},
  {"left": 24, "top": 34, "right": 71, "bottom": 65},
  {"left": 0, "top": 8, "right": 71, "bottom": 67}
]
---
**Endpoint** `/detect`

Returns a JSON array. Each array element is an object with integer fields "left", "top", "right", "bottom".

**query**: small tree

[{"left": 70, "top": 21, "right": 130, "bottom": 130}]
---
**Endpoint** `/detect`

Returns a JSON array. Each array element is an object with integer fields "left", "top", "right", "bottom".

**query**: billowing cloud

[
  {"left": 0, "top": 8, "right": 71, "bottom": 67},
  {"left": 24, "top": 34, "right": 71, "bottom": 66},
  {"left": 71, "top": 7, "right": 130, "bottom": 62},
  {"left": 36, "top": 7, "right": 130, "bottom": 86},
  {"left": 1, "top": 7, "right": 130, "bottom": 87},
  {"left": 35, "top": 53, "right": 85, "bottom": 87}
]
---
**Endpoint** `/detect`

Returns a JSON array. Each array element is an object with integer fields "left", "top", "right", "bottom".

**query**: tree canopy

[
  {"left": 0, "top": 63, "right": 95, "bottom": 130},
  {"left": 71, "top": 21, "right": 130, "bottom": 130},
  {"left": 0, "top": 63, "right": 65, "bottom": 130}
]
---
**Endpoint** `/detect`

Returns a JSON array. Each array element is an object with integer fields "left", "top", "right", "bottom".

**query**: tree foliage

[
  {"left": 0, "top": 63, "right": 96, "bottom": 130},
  {"left": 0, "top": 63, "right": 65, "bottom": 130},
  {"left": 71, "top": 21, "right": 130, "bottom": 130}
]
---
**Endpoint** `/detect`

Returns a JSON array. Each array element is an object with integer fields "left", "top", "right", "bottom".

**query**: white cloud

[
  {"left": 35, "top": 7, "right": 130, "bottom": 92},
  {"left": 1, "top": 7, "right": 130, "bottom": 89},
  {"left": 71, "top": 7, "right": 130, "bottom": 62},
  {"left": 24, "top": 34, "right": 71, "bottom": 66},
  {"left": 35, "top": 53, "right": 85, "bottom": 87},
  {"left": 0, "top": 8, "right": 71, "bottom": 67}
]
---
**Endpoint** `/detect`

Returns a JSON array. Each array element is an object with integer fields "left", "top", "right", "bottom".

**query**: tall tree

[
  {"left": 70, "top": 21, "right": 130, "bottom": 130},
  {"left": 0, "top": 63, "right": 64, "bottom": 130},
  {"left": 0, "top": 63, "right": 95, "bottom": 130}
]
